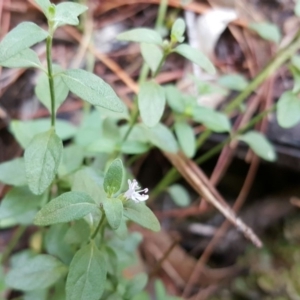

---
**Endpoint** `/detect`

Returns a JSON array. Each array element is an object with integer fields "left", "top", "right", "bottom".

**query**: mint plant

[
  {"left": 1, "top": 0, "right": 300, "bottom": 298},
  {"left": 0, "top": 1, "right": 160, "bottom": 299}
]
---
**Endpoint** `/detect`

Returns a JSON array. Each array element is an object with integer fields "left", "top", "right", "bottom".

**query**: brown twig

[
  {"left": 182, "top": 155, "right": 260, "bottom": 299},
  {"left": 165, "top": 152, "right": 262, "bottom": 248}
]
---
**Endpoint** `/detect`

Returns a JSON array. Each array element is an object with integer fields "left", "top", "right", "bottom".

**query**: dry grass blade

[{"left": 164, "top": 152, "right": 262, "bottom": 248}]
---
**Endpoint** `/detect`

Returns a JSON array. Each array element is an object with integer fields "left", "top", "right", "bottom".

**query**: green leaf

[
  {"left": 238, "top": 131, "right": 277, "bottom": 161},
  {"left": 295, "top": 0, "right": 300, "bottom": 17},
  {"left": 64, "top": 219, "right": 90, "bottom": 245},
  {"left": 35, "top": 65, "right": 69, "bottom": 112},
  {"left": 107, "top": 293, "right": 123, "bottom": 300},
  {"left": 155, "top": 280, "right": 166, "bottom": 300},
  {"left": 24, "top": 289, "right": 48, "bottom": 300},
  {"left": 60, "top": 69, "right": 124, "bottom": 112},
  {"left": 10, "top": 119, "right": 76, "bottom": 149},
  {"left": 34, "top": 0, "right": 52, "bottom": 17},
  {"left": 291, "top": 55, "right": 300, "bottom": 70},
  {"left": 164, "top": 85, "right": 185, "bottom": 113},
  {"left": 218, "top": 74, "right": 249, "bottom": 91},
  {"left": 48, "top": 281, "right": 65, "bottom": 300},
  {"left": 140, "top": 43, "right": 163, "bottom": 73},
  {"left": 167, "top": 184, "right": 191, "bottom": 207},
  {"left": 171, "top": 18, "right": 186, "bottom": 43},
  {"left": 120, "top": 124, "right": 149, "bottom": 143},
  {"left": 72, "top": 168, "right": 106, "bottom": 205},
  {"left": 125, "top": 273, "right": 148, "bottom": 298},
  {"left": 0, "top": 186, "right": 43, "bottom": 226},
  {"left": 249, "top": 22, "right": 281, "bottom": 44},
  {"left": 138, "top": 81, "right": 166, "bottom": 127},
  {"left": 103, "top": 159, "right": 124, "bottom": 195},
  {"left": 114, "top": 218, "right": 128, "bottom": 240},
  {"left": 277, "top": 91, "right": 300, "bottom": 128},
  {"left": 0, "top": 48, "right": 43, "bottom": 69},
  {"left": 66, "top": 241, "right": 107, "bottom": 300},
  {"left": 86, "top": 137, "right": 117, "bottom": 153},
  {"left": 123, "top": 201, "right": 160, "bottom": 232},
  {"left": 34, "top": 191, "right": 97, "bottom": 226},
  {"left": 174, "top": 121, "right": 196, "bottom": 158},
  {"left": 121, "top": 140, "right": 150, "bottom": 154},
  {"left": 103, "top": 198, "right": 123, "bottom": 230},
  {"left": 58, "top": 145, "right": 84, "bottom": 177},
  {"left": 174, "top": 44, "right": 215, "bottom": 74},
  {"left": 74, "top": 110, "right": 102, "bottom": 147},
  {"left": 44, "top": 224, "right": 74, "bottom": 265},
  {"left": 5, "top": 254, "right": 67, "bottom": 291},
  {"left": 192, "top": 106, "right": 231, "bottom": 132},
  {"left": 52, "top": 2, "right": 88, "bottom": 28},
  {"left": 24, "top": 128, "right": 62, "bottom": 195},
  {"left": 0, "top": 22, "right": 48, "bottom": 63},
  {"left": 117, "top": 28, "right": 163, "bottom": 45},
  {"left": 0, "top": 157, "right": 27, "bottom": 186},
  {"left": 142, "top": 123, "right": 178, "bottom": 153}
]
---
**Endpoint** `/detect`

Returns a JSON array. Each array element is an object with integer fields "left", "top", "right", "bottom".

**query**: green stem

[
  {"left": 150, "top": 167, "right": 180, "bottom": 199},
  {"left": 155, "top": 0, "right": 168, "bottom": 29},
  {"left": 196, "top": 129, "right": 212, "bottom": 148},
  {"left": 122, "top": 0, "right": 169, "bottom": 143},
  {"left": 225, "top": 29, "right": 300, "bottom": 113},
  {"left": 153, "top": 53, "right": 168, "bottom": 78},
  {"left": 2, "top": 225, "right": 26, "bottom": 263},
  {"left": 150, "top": 29, "right": 300, "bottom": 199},
  {"left": 122, "top": 106, "right": 139, "bottom": 143},
  {"left": 195, "top": 106, "right": 276, "bottom": 164},
  {"left": 46, "top": 35, "right": 56, "bottom": 128},
  {"left": 91, "top": 213, "right": 106, "bottom": 240}
]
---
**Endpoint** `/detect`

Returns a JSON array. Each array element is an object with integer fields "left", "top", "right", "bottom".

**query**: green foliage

[
  {"left": 104, "top": 159, "right": 124, "bottom": 196},
  {"left": 192, "top": 106, "right": 231, "bottom": 133},
  {"left": 123, "top": 201, "right": 160, "bottom": 232},
  {"left": 295, "top": 0, "right": 300, "bottom": 17},
  {"left": 174, "top": 120, "right": 196, "bottom": 158},
  {"left": 249, "top": 22, "right": 281, "bottom": 44},
  {"left": 238, "top": 131, "right": 277, "bottom": 162},
  {"left": 117, "top": 28, "right": 163, "bottom": 45},
  {"left": 34, "top": 191, "right": 97, "bottom": 226},
  {"left": 10, "top": 118, "right": 76, "bottom": 149},
  {"left": 103, "top": 197, "right": 123, "bottom": 230},
  {"left": 171, "top": 18, "right": 186, "bottom": 43},
  {"left": 167, "top": 184, "right": 191, "bottom": 207},
  {"left": 174, "top": 44, "right": 216, "bottom": 74},
  {"left": 51, "top": 2, "right": 88, "bottom": 28},
  {"left": 0, "top": 158, "right": 27, "bottom": 186},
  {"left": 24, "top": 128, "right": 63, "bottom": 195},
  {"left": 66, "top": 242, "right": 107, "bottom": 300},
  {"left": 35, "top": 65, "right": 69, "bottom": 112},
  {"left": 277, "top": 91, "right": 300, "bottom": 128},
  {"left": 0, "top": 22, "right": 48, "bottom": 64},
  {"left": 61, "top": 69, "right": 124, "bottom": 112},
  {"left": 0, "top": 187, "right": 44, "bottom": 226},
  {"left": 5, "top": 254, "right": 67, "bottom": 291},
  {"left": 0, "top": 0, "right": 290, "bottom": 298},
  {"left": 218, "top": 74, "right": 249, "bottom": 91},
  {"left": 0, "top": 48, "right": 43, "bottom": 69},
  {"left": 141, "top": 43, "right": 163, "bottom": 73},
  {"left": 124, "top": 273, "right": 148, "bottom": 299},
  {"left": 138, "top": 81, "right": 166, "bottom": 127}
]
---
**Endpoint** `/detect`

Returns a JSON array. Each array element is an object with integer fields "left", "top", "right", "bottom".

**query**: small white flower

[{"left": 124, "top": 179, "right": 149, "bottom": 203}]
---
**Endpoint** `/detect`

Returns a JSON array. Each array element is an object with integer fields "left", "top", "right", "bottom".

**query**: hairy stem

[
  {"left": 91, "top": 213, "right": 106, "bottom": 240},
  {"left": 46, "top": 35, "right": 56, "bottom": 127}
]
